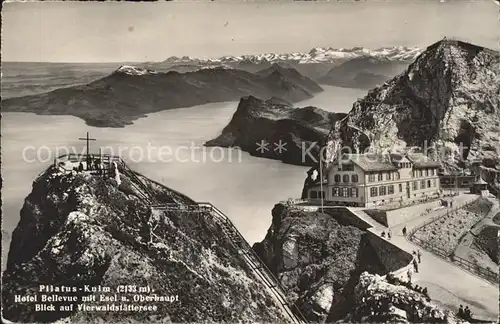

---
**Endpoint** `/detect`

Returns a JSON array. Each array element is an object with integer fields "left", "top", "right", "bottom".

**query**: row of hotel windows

[
  {"left": 366, "top": 168, "right": 437, "bottom": 183},
  {"left": 309, "top": 187, "right": 359, "bottom": 199},
  {"left": 369, "top": 179, "right": 437, "bottom": 197},
  {"left": 368, "top": 172, "right": 400, "bottom": 183},
  {"left": 334, "top": 174, "right": 359, "bottom": 183},
  {"left": 413, "top": 169, "right": 436, "bottom": 178}
]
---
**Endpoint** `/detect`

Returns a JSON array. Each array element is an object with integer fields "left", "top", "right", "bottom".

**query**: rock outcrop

[
  {"left": 329, "top": 39, "right": 500, "bottom": 170},
  {"left": 204, "top": 96, "right": 346, "bottom": 165},
  {"left": 2, "top": 166, "right": 290, "bottom": 323},
  {"left": 2, "top": 65, "right": 322, "bottom": 128},
  {"left": 314, "top": 39, "right": 500, "bottom": 193},
  {"left": 253, "top": 203, "right": 413, "bottom": 322},
  {"left": 253, "top": 203, "right": 465, "bottom": 323},
  {"left": 339, "top": 272, "right": 464, "bottom": 323}
]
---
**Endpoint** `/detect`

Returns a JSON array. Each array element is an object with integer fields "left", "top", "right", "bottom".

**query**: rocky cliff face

[
  {"left": 253, "top": 203, "right": 464, "bottom": 323},
  {"left": 2, "top": 166, "right": 290, "bottom": 323},
  {"left": 340, "top": 272, "right": 464, "bottom": 323},
  {"left": 205, "top": 96, "right": 346, "bottom": 165},
  {"left": 253, "top": 203, "right": 411, "bottom": 322},
  {"left": 331, "top": 40, "right": 500, "bottom": 169},
  {"left": 2, "top": 65, "right": 322, "bottom": 128}
]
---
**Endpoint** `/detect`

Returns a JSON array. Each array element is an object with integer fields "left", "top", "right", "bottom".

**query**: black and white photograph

[{"left": 1, "top": 0, "right": 499, "bottom": 323}]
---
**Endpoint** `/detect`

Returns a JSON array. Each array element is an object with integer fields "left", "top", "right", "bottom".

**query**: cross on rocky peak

[{"left": 78, "top": 132, "right": 96, "bottom": 156}]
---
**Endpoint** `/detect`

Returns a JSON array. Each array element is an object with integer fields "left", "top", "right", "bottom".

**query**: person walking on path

[
  {"left": 413, "top": 258, "right": 419, "bottom": 273},
  {"left": 417, "top": 250, "right": 421, "bottom": 263},
  {"left": 388, "top": 229, "right": 392, "bottom": 240},
  {"left": 407, "top": 268, "right": 412, "bottom": 283},
  {"left": 458, "top": 305, "right": 464, "bottom": 318},
  {"left": 402, "top": 226, "right": 407, "bottom": 236}
]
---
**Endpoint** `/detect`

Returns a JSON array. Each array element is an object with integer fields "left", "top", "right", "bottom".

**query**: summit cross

[{"left": 78, "top": 132, "right": 96, "bottom": 169}]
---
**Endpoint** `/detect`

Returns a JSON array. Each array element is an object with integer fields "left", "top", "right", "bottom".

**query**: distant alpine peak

[
  {"left": 162, "top": 46, "right": 422, "bottom": 65},
  {"left": 116, "top": 65, "right": 158, "bottom": 76}
]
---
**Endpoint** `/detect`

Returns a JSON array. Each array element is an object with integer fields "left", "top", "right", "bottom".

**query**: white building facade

[{"left": 307, "top": 153, "right": 441, "bottom": 207}]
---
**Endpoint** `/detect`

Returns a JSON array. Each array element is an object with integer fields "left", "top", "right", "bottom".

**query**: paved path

[
  {"left": 383, "top": 195, "right": 499, "bottom": 321},
  {"left": 296, "top": 196, "right": 498, "bottom": 320}
]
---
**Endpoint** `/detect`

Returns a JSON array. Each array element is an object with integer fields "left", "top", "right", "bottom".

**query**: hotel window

[
  {"left": 421, "top": 180, "right": 426, "bottom": 189},
  {"left": 351, "top": 187, "right": 358, "bottom": 197},
  {"left": 379, "top": 186, "right": 386, "bottom": 196},
  {"left": 427, "top": 180, "right": 431, "bottom": 188},
  {"left": 388, "top": 185, "right": 394, "bottom": 194},
  {"left": 368, "top": 174, "right": 375, "bottom": 182},
  {"left": 399, "top": 183, "right": 403, "bottom": 192},
  {"left": 419, "top": 170, "right": 423, "bottom": 177},
  {"left": 333, "top": 187, "right": 339, "bottom": 197},
  {"left": 310, "top": 191, "right": 318, "bottom": 199},
  {"left": 395, "top": 172, "right": 400, "bottom": 180},
  {"left": 378, "top": 173, "right": 383, "bottom": 181},
  {"left": 432, "top": 179, "right": 436, "bottom": 187},
  {"left": 385, "top": 173, "right": 390, "bottom": 180},
  {"left": 425, "top": 169, "right": 429, "bottom": 176},
  {"left": 370, "top": 187, "right": 378, "bottom": 197},
  {"left": 341, "top": 164, "right": 354, "bottom": 171},
  {"left": 343, "top": 175, "right": 349, "bottom": 183},
  {"left": 342, "top": 187, "right": 349, "bottom": 197},
  {"left": 334, "top": 175, "right": 341, "bottom": 183},
  {"left": 413, "top": 181, "right": 418, "bottom": 190},
  {"left": 352, "top": 174, "right": 359, "bottom": 183}
]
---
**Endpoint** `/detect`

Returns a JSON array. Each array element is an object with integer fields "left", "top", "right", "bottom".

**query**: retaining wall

[
  {"left": 321, "top": 207, "right": 372, "bottom": 230},
  {"left": 365, "top": 200, "right": 442, "bottom": 227},
  {"left": 366, "top": 231, "right": 413, "bottom": 273}
]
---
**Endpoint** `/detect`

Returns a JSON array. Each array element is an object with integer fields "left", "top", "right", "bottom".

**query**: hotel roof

[
  {"left": 339, "top": 152, "right": 441, "bottom": 172},
  {"left": 342, "top": 154, "right": 398, "bottom": 172},
  {"left": 406, "top": 153, "right": 442, "bottom": 168}
]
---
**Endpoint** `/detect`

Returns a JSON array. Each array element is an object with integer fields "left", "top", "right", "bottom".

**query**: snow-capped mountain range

[{"left": 160, "top": 46, "right": 422, "bottom": 66}]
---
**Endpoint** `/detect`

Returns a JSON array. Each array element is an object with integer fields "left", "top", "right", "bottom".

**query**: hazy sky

[{"left": 2, "top": 0, "right": 499, "bottom": 63}]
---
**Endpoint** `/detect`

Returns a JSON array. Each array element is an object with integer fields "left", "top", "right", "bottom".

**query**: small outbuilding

[{"left": 470, "top": 177, "right": 489, "bottom": 196}]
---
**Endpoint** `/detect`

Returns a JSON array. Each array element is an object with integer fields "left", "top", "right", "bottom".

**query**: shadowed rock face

[
  {"left": 253, "top": 203, "right": 464, "bottom": 323},
  {"left": 205, "top": 95, "right": 347, "bottom": 165},
  {"left": 334, "top": 40, "right": 500, "bottom": 166},
  {"left": 340, "top": 272, "right": 463, "bottom": 323},
  {"left": 2, "top": 167, "right": 290, "bottom": 323},
  {"left": 314, "top": 40, "right": 500, "bottom": 192},
  {"left": 2, "top": 65, "right": 323, "bottom": 128},
  {"left": 252, "top": 203, "right": 402, "bottom": 322}
]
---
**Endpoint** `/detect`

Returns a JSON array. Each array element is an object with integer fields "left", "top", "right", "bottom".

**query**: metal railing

[
  {"left": 408, "top": 197, "right": 498, "bottom": 284},
  {"left": 197, "top": 202, "right": 307, "bottom": 324}
]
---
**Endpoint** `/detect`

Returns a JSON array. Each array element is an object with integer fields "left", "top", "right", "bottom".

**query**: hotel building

[{"left": 307, "top": 153, "right": 441, "bottom": 207}]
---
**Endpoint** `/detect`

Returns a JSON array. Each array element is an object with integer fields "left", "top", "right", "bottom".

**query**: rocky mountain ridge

[
  {"left": 147, "top": 46, "right": 420, "bottom": 86},
  {"left": 155, "top": 46, "right": 421, "bottom": 67},
  {"left": 204, "top": 95, "right": 346, "bottom": 165},
  {"left": 1, "top": 165, "right": 291, "bottom": 323},
  {"left": 322, "top": 39, "right": 500, "bottom": 185},
  {"left": 2, "top": 65, "right": 322, "bottom": 127}
]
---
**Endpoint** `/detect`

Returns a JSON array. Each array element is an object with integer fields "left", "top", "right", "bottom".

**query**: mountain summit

[
  {"left": 1, "top": 163, "right": 293, "bottom": 323},
  {"left": 324, "top": 39, "right": 500, "bottom": 187},
  {"left": 2, "top": 65, "right": 322, "bottom": 127}
]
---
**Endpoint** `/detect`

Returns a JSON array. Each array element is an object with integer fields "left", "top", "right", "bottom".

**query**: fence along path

[
  {"left": 407, "top": 197, "right": 498, "bottom": 285},
  {"left": 99, "top": 158, "right": 306, "bottom": 323},
  {"left": 154, "top": 203, "right": 305, "bottom": 324}
]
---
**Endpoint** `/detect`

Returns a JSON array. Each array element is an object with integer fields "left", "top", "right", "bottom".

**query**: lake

[{"left": 1, "top": 85, "right": 367, "bottom": 271}]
